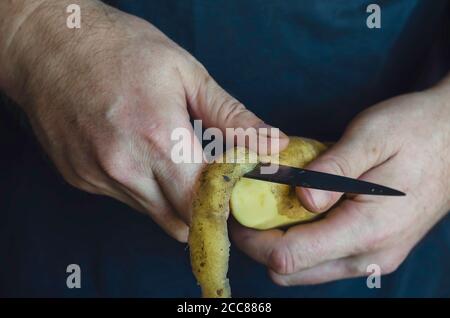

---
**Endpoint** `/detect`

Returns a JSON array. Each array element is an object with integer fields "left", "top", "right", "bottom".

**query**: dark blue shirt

[
  {"left": 107, "top": 0, "right": 450, "bottom": 140},
  {"left": 1, "top": 0, "right": 449, "bottom": 297}
]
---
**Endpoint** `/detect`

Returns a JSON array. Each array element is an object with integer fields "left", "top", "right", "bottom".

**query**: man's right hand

[{"left": 0, "top": 0, "right": 288, "bottom": 242}]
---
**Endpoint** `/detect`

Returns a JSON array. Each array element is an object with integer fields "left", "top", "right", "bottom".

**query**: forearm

[
  {"left": 0, "top": 0, "right": 44, "bottom": 96},
  {"left": 0, "top": 0, "right": 113, "bottom": 106}
]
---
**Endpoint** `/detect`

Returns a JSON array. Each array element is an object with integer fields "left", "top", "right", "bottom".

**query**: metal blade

[{"left": 243, "top": 164, "right": 405, "bottom": 196}]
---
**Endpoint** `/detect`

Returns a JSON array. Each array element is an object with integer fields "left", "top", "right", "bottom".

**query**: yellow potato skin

[
  {"left": 189, "top": 147, "right": 257, "bottom": 298},
  {"left": 231, "top": 137, "right": 327, "bottom": 229},
  {"left": 188, "top": 137, "right": 326, "bottom": 298}
]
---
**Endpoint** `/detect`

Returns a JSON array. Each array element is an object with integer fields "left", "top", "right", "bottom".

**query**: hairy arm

[
  {"left": 0, "top": 0, "right": 114, "bottom": 104},
  {"left": 0, "top": 0, "right": 287, "bottom": 247}
]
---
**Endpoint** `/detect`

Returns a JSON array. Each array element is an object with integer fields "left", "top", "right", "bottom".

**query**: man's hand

[
  {"left": 0, "top": 1, "right": 288, "bottom": 242},
  {"left": 232, "top": 81, "right": 450, "bottom": 285}
]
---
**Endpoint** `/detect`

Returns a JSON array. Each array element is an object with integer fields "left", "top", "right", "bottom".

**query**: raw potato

[
  {"left": 188, "top": 137, "right": 326, "bottom": 298},
  {"left": 231, "top": 137, "right": 326, "bottom": 229}
]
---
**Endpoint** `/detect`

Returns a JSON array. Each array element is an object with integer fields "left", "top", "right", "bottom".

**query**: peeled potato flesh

[
  {"left": 231, "top": 137, "right": 326, "bottom": 230},
  {"left": 188, "top": 137, "right": 326, "bottom": 297}
]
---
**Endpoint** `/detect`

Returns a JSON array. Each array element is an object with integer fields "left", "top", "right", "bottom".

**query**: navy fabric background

[
  {"left": 1, "top": 0, "right": 449, "bottom": 297},
  {"left": 107, "top": 0, "right": 450, "bottom": 139}
]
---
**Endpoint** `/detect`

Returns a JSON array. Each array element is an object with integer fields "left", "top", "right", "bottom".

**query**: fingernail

[{"left": 308, "top": 189, "right": 330, "bottom": 211}]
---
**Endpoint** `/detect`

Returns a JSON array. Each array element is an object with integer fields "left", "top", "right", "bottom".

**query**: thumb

[
  {"left": 185, "top": 69, "right": 289, "bottom": 155},
  {"left": 296, "top": 129, "right": 393, "bottom": 213}
]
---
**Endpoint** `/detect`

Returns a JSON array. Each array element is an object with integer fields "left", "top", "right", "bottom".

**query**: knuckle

[
  {"left": 380, "top": 255, "right": 403, "bottom": 275},
  {"left": 95, "top": 137, "right": 157, "bottom": 186},
  {"left": 319, "top": 153, "right": 353, "bottom": 177},
  {"left": 58, "top": 169, "right": 83, "bottom": 189},
  {"left": 56, "top": 163, "right": 98, "bottom": 194},
  {"left": 142, "top": 121, "right": 167, "bottom": 140},
  {"left": 72, "top": 166, "right": 103, "bottom": 188},
  {"left": 173, "top": 229, "right": 189, "bottom": 243},
  {"left": 98, "top": 151, "right": 134, "bottom": 184},
  {"left": 142, "top": 126, "right": 172, "bottom": 159},
  {"left": 269, "top": 243, "right": 297, "bottom": 275},
  {"left": 344, "top": 261, "right": 366, "bottom": 277},
  {"left": 348, "top": 108, "right": 381, "bottom": 134},
  {"left": 72, "top": 164, "right": 93, "bottom": 180},
  {"left": 100, "top": 98, "right": 134, "bottom": 131},
  {"left": 149, "top": 43, "right": 184, "bottom": 68},
  {"left": 222, "top": 100, "right": 248, "bottom": 124},
  {"left": 66, "top": 176, "right": 100, "bottom": 195},
  {"left": 188, "top": 56, "right": 208, "bottom": 75},
  {"left": 64, "top": 176, "right": 82, "bottom": 189}
]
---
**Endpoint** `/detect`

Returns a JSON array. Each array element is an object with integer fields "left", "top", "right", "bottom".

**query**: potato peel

[
  {"left": 188, "top": 138, "right": 326, "bottom": 297},
  {"left": 188, "top": 147, "right": 256, "bottom": 298}
]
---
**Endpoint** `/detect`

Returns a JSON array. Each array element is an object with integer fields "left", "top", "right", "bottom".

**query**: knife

[{"left": 244, "top": 163, "right": 405, "bottom": 196}]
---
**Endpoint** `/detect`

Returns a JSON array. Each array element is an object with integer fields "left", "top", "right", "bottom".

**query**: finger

[
  {"left": 97, "top": 128, "right": 192, "bottom": 243},
  {"left": 102, "top": 170, "right": 190, "bottom": 242},
  {"left": 146, "top": 110, "right": 204, "bottom": 224},
  {"left": 232, "top": 197, "right": 379, "bottom": 275},
  {"left": 276, "top": 202, "right": 371, "bottom": 274},
  {"left": 269, "top": 246, "right": 409, "bottom": 286},
  {"left": 62, "top": 167, "right": 164, "bottom": 229},
  {"left": 183, "top": 67, "right": 289, "bottom": 155},
  {"left": 98, "top": 166, "right": 190, "bottom": 242},
  {"left": 229, "top": 218, "right": 284, "bottom": 265},
  {"left": 53, "top": 154, "right": 155, "bottom": 216},
  {"left": 128, "top": 83, "right": 205, "bottom": 224},
  {"left": 118, "top": 175, "right": 190, "bottom": 243},
  {"left": 277, "top": 156, "right": 412, "bottom": 276},
  {"left": 268, "top": 257, "right": 358, "bottom": 286},
  {"left": 85, "top": 179, "right": 149, "bottom": 214},
  {"left": 296, "top": 123, "right": 398, "bottom": 213}
]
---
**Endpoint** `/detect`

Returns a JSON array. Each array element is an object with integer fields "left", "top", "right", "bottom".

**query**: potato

[
  {"left": 188, "top": 137, "right": 326, "bottom": 298},
  {"left": 231, "top": 137, "right": 326, "bottom": 229},
  {"left": 189, "top": 147, "right": 257, "bottom": 298}
]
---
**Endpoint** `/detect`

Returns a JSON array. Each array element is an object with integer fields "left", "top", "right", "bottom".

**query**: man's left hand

[{"left": 231, "top": 81, "right": 450, "bottom": 285}]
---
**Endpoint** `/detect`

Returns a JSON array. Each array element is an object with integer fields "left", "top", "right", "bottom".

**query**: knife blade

[{"left": 243, "top": 163, "right": 405, "bottom": 196}]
